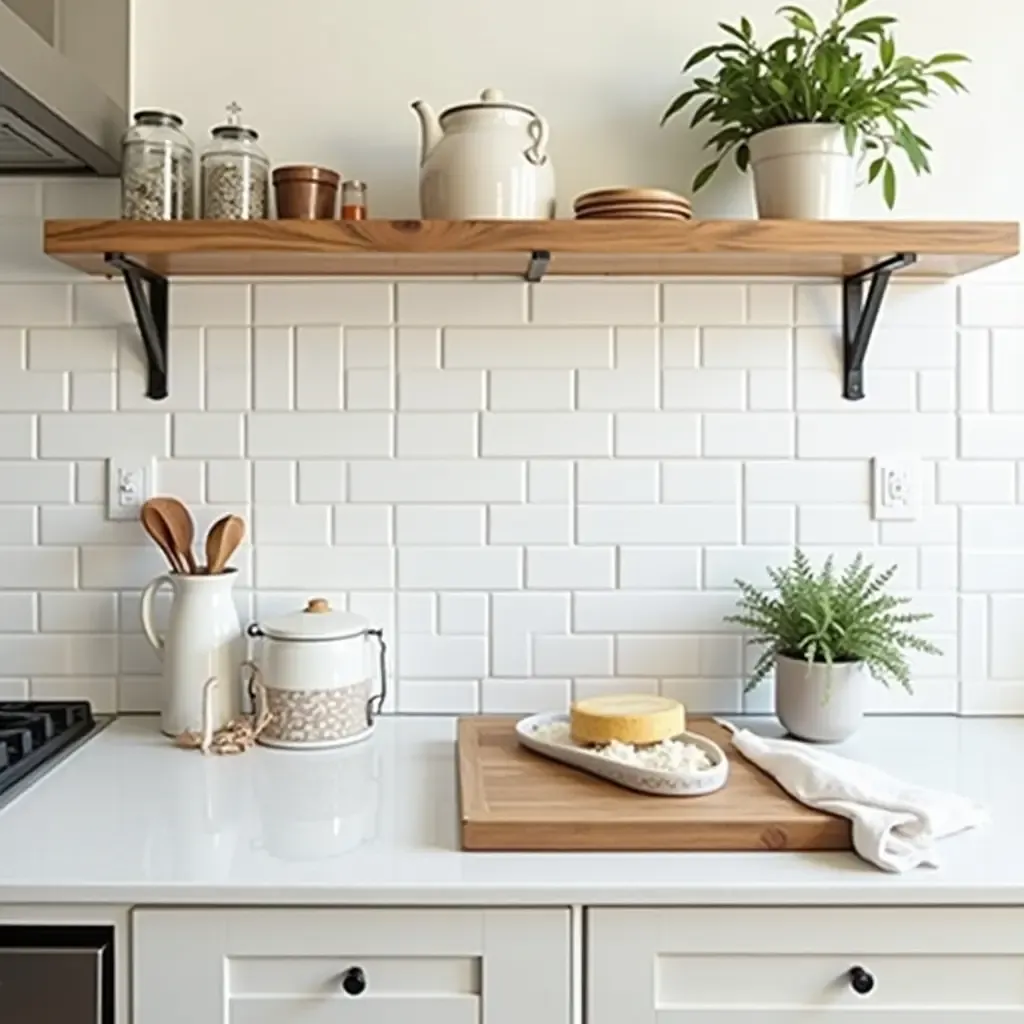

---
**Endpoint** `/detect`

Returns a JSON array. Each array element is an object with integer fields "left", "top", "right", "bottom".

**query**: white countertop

[{"left": 0, "top": 714, "right": 1019, "bottom": 907}]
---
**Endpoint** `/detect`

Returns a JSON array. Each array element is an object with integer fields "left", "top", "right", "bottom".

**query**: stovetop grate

[{"left": 0, "top": 701, "right": 96, "bottom": 800}]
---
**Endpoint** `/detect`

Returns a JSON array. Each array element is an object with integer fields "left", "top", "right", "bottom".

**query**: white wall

[
  {"left": 134, "top": 0, "right": 1024, "bottom": 231},
  {"left": 0, "top": 0, "right": 1020, "bottom": 715}
]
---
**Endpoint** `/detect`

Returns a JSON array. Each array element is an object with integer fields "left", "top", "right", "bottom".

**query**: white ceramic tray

[{"left": 515, "top": 711, "right": 729, "bottom": 797}]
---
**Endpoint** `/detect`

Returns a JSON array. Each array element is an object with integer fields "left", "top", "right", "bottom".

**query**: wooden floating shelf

[{"left": 44, "top": 218, "right": 1019, "bottom": 278}]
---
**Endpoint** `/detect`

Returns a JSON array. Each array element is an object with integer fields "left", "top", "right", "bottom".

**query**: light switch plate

[
  {"left": 872, "top": 456, "right": 920, "bottom": 521},
  {"left": 106, "top": 456, "right": 157, "bottom": 521}
]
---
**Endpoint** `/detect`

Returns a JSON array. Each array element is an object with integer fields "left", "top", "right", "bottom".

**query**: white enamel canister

[{"left": 246, "top": 598, "right": 387, "bottom": 750}]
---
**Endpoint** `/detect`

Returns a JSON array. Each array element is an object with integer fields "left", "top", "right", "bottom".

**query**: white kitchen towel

[{"left": 714, "top": 720, "right": 988, "bottom": 873}]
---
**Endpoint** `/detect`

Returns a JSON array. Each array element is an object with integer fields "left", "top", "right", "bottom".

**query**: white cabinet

[
  {"left": 134, "top": 907, "right": 570, "bottom": 1024},
  {"left": 588, "top": 907, "right": 1024, "bottom": 1021}
]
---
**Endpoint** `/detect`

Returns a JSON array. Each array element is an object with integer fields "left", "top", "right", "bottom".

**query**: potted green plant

[
  {"left": 661, "top": 0, "right": 968, "bottom": 217},
  {"left": 726, "top": 551, "right": 941, "bottom": 742}
]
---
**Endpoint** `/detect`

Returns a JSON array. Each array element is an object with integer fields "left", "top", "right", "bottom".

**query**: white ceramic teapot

[{"left": 412, "top": 88, "right": 555, "bottom": 220}]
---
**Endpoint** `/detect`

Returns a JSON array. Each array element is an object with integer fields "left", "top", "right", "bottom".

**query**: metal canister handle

[{"left": 365, "top": 629, "right": 388, "bottom": 725}]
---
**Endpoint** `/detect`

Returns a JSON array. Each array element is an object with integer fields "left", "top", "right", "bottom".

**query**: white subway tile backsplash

[
  {"left": 489, "top": 369, "right": 572, "bottom": 411},
  {"left": 526, "top": 547, "right": 615, "bottom": 589},
  {"left": 661, "top": 461, "right": 740, "bottom": 504},
  {"left": 333, "top": 505, "right": 392, "bottom": 545},
  {"left": 748, "top": 370, "right": 792, "bottom": 410},
  {"left": 663, "top": 283, "right": 744, "bottom": 325},
  {"left": 28, "top": 328, "right": 117, "bottom": 371},
  {"left": 704, "top": 414, "right": 793, "bottom": 457},
  {"left": 490, "top": 505, "right": 570, "bottom": 544},
  {"left": 399, "top": 547, "right": 520, "bottom": 590},
  {"left": 395, "top": 505, "right": 484, "bottom": 545},
  {"left": 253, "top": 327, "right": 293, "bottom": 410},
  {"left": 174, "top": 412, "right": 243, "bottom": 457},
  {"left": 798, "top": 414, "right": 954, "bottom": 458},
  {"left": 256, "top": 546, "right": 393, "bottom": 589},
  {"left": 295, "top": 326, "right": 344, "bottom": 410},
  {"left": 702, "top": 327, "right": 790, "bottom": 368},
  {"left": 937, "top": 461, "right": 1014, "bottom": 504},
  {"left": 248, "top": 412, "right": 391, "bottom": 457},
  {"left": 400, "top": 369, "right": 485, "bottom": 410},
  {"left": 170, "top": 284, "right": 249, "bottom": 326},
  {"left": 254, "top": 282, "right": 391, "bottom": 325},
  {"left": 0, "top": 250, "right": 1009, "bottom": 716},
  {"left": 396, "top": 412, "right": 476, "bottom": 457},
  {"left": 483, "top": 412, "right": 610, "bottom": 456},
  {"left": 533, "top": 635, "right": 613, "bottom": 676},
  {"left": 616, "top": 412, "right": 698, "bottom": 456},
  {"left": 438, "top": 593, "right": 488, "bottom": 635},
  {"left": 0, "top": 414, "right": 33, "bottom": 457},
  {"left": 351, "top": 460, "right": 523, "bottom": 503},
  {"left": 619, "top": 547, "right": 700, "bottom": 590},
  {"left": 399, "top": 634, "right": 486, "bottom": 678},
  {"left": 0, "top": 462, "right": 72, "bottom": 503},
  {"left": 578, "top": 369, "right": 658, "bottom": 410},
  {"left": 398, "top": 282, "right": 525, "bottom": 324},
  {"left": 445, "top": 327, "right": 612, "bottom": 368},
  {"left": 532, "top": 282, "right": 657, "bottom": 325},
  {"left": 528, "top": 461, "right": 573, "bottom": 504},
  {"left": 40, "top": 413, "right": 168, "bottom": 458},
  {"left": 254, "top": 505, "right": 331, "bottom": 545},
  {"left": 577, "top": 505, "right": 738, "bottom": 544},
  {"left": 578, "top": 460, "right": 658, "bottom": 503},
  {"left": 662, "top": 369, "right": 744, "bottom": 410}
]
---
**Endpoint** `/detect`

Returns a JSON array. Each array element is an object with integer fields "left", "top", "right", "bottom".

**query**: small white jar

[{"left": 247, "top": 598, "right": 387, "bottom": 750}]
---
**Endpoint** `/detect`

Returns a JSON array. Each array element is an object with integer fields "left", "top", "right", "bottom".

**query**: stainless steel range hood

[{"left": 0, "top": 0, "right": 128, "bottom": 174}]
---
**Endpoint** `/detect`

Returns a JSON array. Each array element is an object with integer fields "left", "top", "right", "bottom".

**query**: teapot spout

[{"left": 411, "top": 99, "right": 443, "bottom": 167}]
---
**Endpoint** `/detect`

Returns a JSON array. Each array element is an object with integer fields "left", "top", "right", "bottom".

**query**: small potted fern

[
  {"left": 661, "top": 0, "right": 969, "bottom": 217},
  {"left": 727, "top": 551, "right": 941, "bottom": 742}
]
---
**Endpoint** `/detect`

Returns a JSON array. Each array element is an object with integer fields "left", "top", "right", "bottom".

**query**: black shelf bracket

[
  {"left": 843, "top": 252, "right": 917, "bottom": 400},
  {"left": 104, "top": 252, "right": 169, "bottom": 401},
  {"left": 525, "top": 250, "right": 550, "bottom": 283}
]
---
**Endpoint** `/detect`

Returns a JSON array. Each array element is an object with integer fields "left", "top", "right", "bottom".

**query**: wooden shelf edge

[{"left": 43, "top": 218, "right": 1020, "bottom": 279}]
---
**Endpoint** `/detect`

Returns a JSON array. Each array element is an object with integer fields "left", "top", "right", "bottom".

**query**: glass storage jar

[
  {"left": 121, "top": 109, "right": 195, "bottom": 220},
  {"left": 201, "top": 102, "right": 270, "bottom": 220}
]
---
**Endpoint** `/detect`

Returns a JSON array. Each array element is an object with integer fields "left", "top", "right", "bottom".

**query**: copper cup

[{"left": 272, "top": 165, "right": 341, "bottom": 220}]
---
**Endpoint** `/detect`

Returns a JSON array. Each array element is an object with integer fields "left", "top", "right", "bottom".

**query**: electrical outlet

[
  {"left": 106, "top": 456, "right": 156, "bottom": 521},
  {"left": 872, "top": 456, "right": 919, "bottom": 521}
]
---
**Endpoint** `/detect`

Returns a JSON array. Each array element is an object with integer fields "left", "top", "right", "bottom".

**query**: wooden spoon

[
  {"left": 140, "top": 500, "right": 188, "bottom": 574},
  {"left": 146, "top": 496, "right": 199, "bottom": 574},
  {"left": 205, "top": 515, "right": 246, "bottom": 575}
]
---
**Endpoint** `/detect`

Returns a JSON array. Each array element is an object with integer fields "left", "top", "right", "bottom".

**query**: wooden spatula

[
  {"left": 140, "top": 500, "right": 188, "bottom": 574},
  {"left": 146, "top": 496, "right": 199, "bottom": 574},
  {"left": 205, "top": 515, "right": 246, "bottom": 574}
]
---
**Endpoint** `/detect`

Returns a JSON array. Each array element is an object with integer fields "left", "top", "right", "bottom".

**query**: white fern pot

[
  {"left": 747, "top": 124, "right": 855, "bottom": 219},
  {"left": 774, "top": 654, "right": 868, "bottom": 743}
]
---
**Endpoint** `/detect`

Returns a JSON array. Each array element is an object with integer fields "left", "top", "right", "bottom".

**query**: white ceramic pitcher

[{"left": 141, "top": 570, "right": 244, "bottom": 737}]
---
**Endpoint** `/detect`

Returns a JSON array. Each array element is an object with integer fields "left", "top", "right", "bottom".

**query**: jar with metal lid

[
  {"left": 201, "top": 102, "right": 270, "bottom": 220},
  {"left": 121, "top": 109, "right": 195, "bottom": 220},
  {"left": 246, "top": 598, "right": 388, "bottom": 749},
  {"left": 341, "top": 179, "right": 368, "bottom": 220}
]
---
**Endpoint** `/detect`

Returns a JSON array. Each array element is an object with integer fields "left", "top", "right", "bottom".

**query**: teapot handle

[{"left": 524, "top": 115, "right": 549, "bottom": 166}]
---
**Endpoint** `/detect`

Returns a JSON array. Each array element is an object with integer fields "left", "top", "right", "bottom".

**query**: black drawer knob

[
  {"left": 341, "top": 966, "right": 366, "bottom": 996},
  {"left": 848, "top": 965, "right": 875, "bottom": 995}
]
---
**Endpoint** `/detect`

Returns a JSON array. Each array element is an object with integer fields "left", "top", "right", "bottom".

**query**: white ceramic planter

[
  {"left": 747, "top": 123, "right": 855, "bottom": 219},
  {"left": 774, "top": 654, "right": 868, "bottom": 743},
  {"left": 246, "top": 598, "right": 387, "bottom": 750}
]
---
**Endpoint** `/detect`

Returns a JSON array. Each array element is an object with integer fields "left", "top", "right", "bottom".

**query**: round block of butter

[{"left": 569, "top": 694, "right": 685, "bottom": 747}]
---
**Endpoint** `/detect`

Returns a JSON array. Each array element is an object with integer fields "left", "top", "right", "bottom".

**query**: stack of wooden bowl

[{"left": 573, "top": 187, "right": 692, "bottom": 221}]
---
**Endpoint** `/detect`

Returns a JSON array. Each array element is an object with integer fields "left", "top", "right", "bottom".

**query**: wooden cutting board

[{"left": 458, "top": 717, "right": 852, "bottom": 852}]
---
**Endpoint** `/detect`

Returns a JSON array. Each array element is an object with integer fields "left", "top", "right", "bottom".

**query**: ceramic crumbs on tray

[{"left": 532, "top": 720, "right": 712, "bottom": 774}]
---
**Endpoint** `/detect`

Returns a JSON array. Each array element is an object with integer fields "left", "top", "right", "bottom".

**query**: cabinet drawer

[
  {"left": 135, "top": 907, "right": 570, "bottom": 1024},
  {"left": 589, "top": 907, "right": 1024, "bottom": 1021}
]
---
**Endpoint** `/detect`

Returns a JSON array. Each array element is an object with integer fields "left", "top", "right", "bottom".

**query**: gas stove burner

[{"left": 0, "top": 701, "right": 96, "bottom": 800}]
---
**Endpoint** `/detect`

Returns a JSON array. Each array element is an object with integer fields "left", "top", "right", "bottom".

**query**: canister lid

[{"left": 257, "top": 598, "right": 370, "bottom": 641}]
